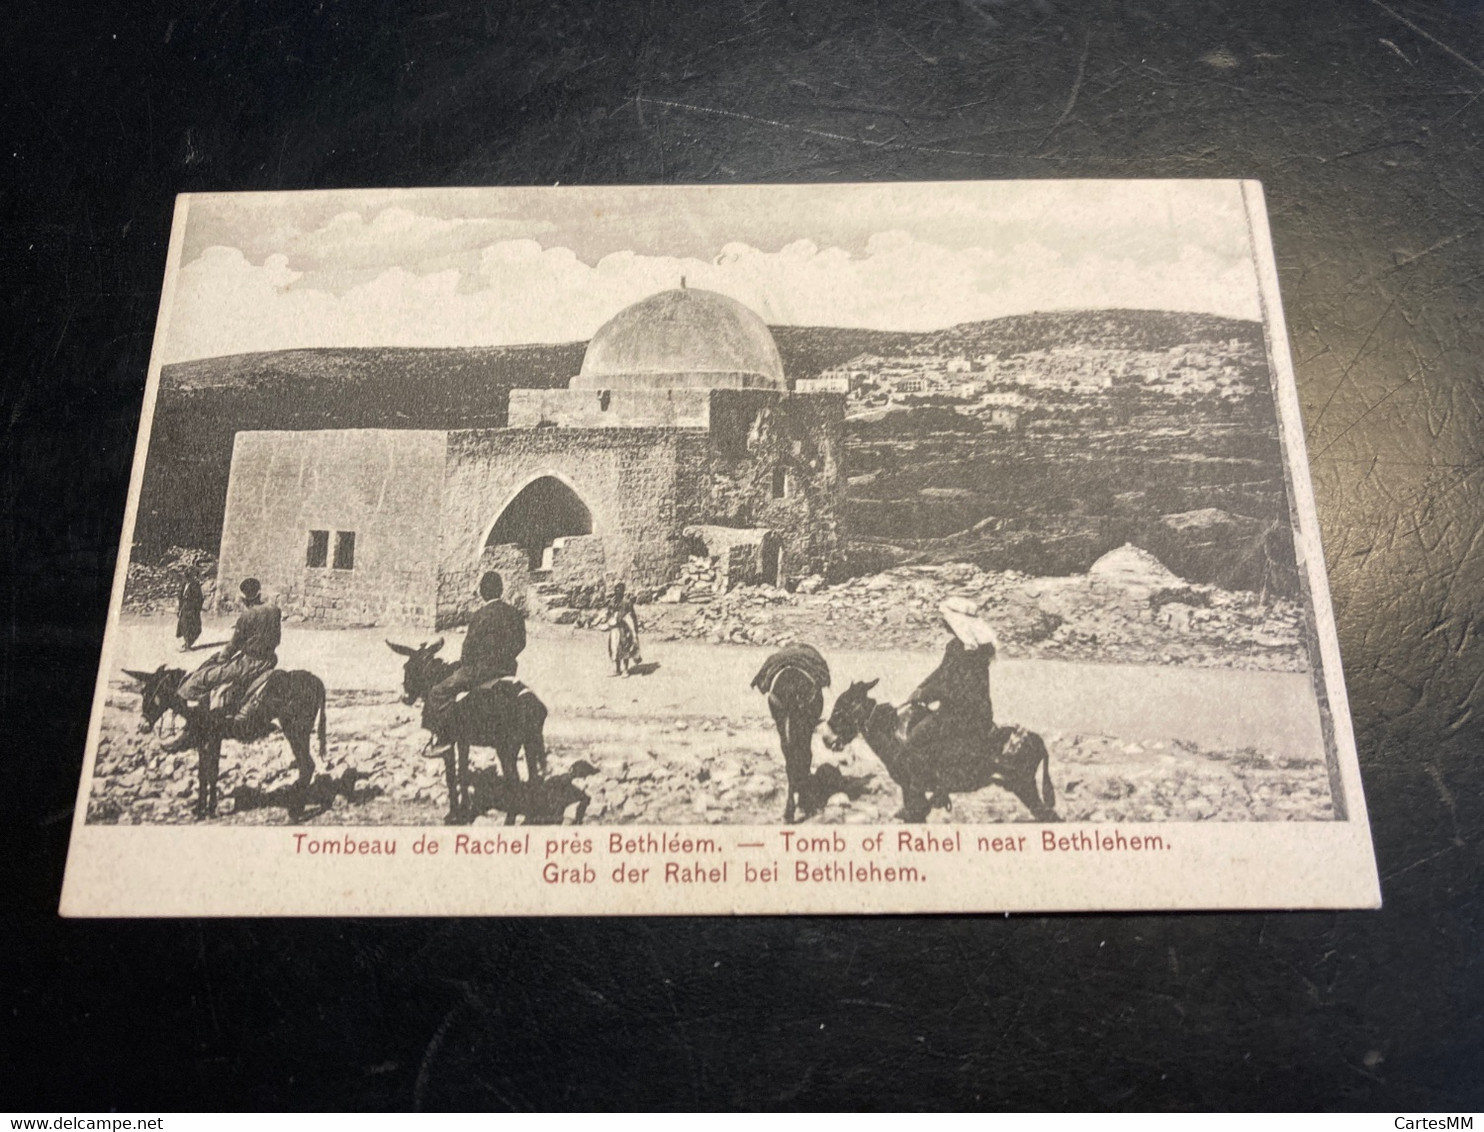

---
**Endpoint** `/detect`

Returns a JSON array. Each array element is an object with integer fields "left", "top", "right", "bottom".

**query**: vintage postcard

[{"left": 61, "top": 180, "right": 1380, "bottom": 915}]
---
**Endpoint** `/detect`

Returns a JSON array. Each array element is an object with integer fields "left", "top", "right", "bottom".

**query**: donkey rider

[
  {"left": 425, "top": 571, "right": 543, "bottom": 768},
  {"left": 901, "top": 596, "right": 999, "bottom": 761},
  {"left": 164, "top": 577, "right": 280, "bottom": 750}
]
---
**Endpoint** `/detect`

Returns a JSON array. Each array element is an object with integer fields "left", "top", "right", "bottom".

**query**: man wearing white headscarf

[{"left": 904, "top": 596, "right": 1000, "bottom": 751}]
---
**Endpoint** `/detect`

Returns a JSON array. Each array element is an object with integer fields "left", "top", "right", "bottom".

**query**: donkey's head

[
  {"left": 386, "top": 638, "right": 446, "bottom": 705},
  {"left": 123, "top": 665, "right": 182, "bottom": 732},
  {"left": 820, "top": 678, "right": 880, "bottom": 751}
]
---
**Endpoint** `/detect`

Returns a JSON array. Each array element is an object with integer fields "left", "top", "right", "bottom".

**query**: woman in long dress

[{"left": 175, "top": 569, "right": 204, "bottom": 651}]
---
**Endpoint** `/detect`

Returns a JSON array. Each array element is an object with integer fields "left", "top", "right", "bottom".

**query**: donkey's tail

[
  {"left": 1030, "top": 731, "right": 1056, "bottom": 817},
  {"left": 317, "top": 679, "right": 328, "bottom": 761}
]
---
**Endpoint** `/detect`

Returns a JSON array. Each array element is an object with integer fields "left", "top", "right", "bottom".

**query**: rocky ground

[
  {"left": 635, "top": 544, "right": 1309, "bottom": 671},
  {"left": 121, "top": 546, "right": 219, "bottom": 615},
  {"left": 88, "top": 618, "right": 1333, "bottom": 828},
  {"left": 96, "top": 540, "right": 1324, "bottom": 828},
  {"left": 124, "top": 542, "right": 1307, "bottom": 672}
]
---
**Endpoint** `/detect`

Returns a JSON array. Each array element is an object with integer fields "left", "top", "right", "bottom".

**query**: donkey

[
  {"left": 821, "top": 678, "right": 1058, "bottom": 823},
  {"left": 386, "top": 639, "right": 549, "bottom": 825},
  {"left": 125, "top": 665, "right": 327, "bottom": 820},
  {"left": 751, "top": 643, "right": 831, "bottom": 823}
]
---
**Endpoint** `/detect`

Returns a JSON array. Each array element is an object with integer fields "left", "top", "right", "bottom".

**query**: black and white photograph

[
  {"left": 16, "top": 0, "right": 1484, "bottom": 1109},
  {"left": 62, "top": 180, "right": 1378, "bottom": 914}
]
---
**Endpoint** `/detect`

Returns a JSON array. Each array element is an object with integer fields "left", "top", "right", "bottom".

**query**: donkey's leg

[
  {"left": 787, "top": 734, "right": 815, "bottom": 823},
  {"left": 501, "top": 764, "right": 519, "bottom": 826},
  {"left": 203, "top": 739, "right": 222, "bottom": 818},
  {"left": 194, "top": 746, "right": 210, "bottom": 820},
  {"left": 896, "top": 776, "right": 931, "bottom": 823},
  {"left": 783, "top": 754, "right": 798, "bottom": 824},
  {"left": 282, "top": 724, "right": 314, "bottom": 822},
  {"left": 457, "top": 743, "right": 473, "bottom": 824},
  {"left": 768, "top": 700, "right": 796, "bottom": 823},
  {"left": 442, "top": 749, "right": 460, "bottom": 825},
  {"left": 288, "top": 726, "right": 315, "bottom": 790},
  {"left": 494, "top": 738, "right": 519, "bottom": 783},
  {"left": 521, "top": 697, "right": 548, "bottom": 780},
  {"left": 1004, "top": 733, "right": 1058, "bottom": 822},
  {"left": 1007, "top": 774, "right": 1057, "bottom": 822}
]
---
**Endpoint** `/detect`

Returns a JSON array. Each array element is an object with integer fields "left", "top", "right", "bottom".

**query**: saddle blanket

[
  {"left": 751, "top": 643, "right": 831, "bottom": 696},
  {"left": 207, "top": 668, "right": 275, "bottom": 721},
  {"left": 453, "top": 674, "right": 534, "bottom": 703}
]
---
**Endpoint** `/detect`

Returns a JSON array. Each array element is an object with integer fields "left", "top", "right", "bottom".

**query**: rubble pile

[
  {"left": 685, "top": 585, "right": 802, "bottom": 647},
  {"left": 535, "top": 556, "right": 725, "bottom": 626},
  {"left": 644, "top": 546, "right": 1308, "bottom": 670},
  {"left": 671, "top": 555, "right": 722, "bottom": 600},
  {"left": 121, "top": 547, "right": 218, "bottom": 615}
]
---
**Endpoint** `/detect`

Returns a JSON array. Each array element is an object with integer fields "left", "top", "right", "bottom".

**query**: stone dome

[{"left": 572, "top": 286, "right": 786, "bottom": 391}]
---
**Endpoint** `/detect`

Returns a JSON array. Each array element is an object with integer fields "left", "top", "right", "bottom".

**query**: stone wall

[
  {"left": 685, "top": 390, "right": 846, "bottom": 585},
  {"left": 218, "top": 390, "right": 846, "bottom": 628},
  {"left": 550, "top": 534, "right": 609, "bottom": 597},
  {"left": 217, "top": 429, "right": 445, "bottom": 626},
  {"left": 682, "top": 524, "right": 779, "bottom": 589},
  {"left": 439, "top": 427, "right": 688, "bottom": 623},
  {"left": 508, "top": 387, "right": 711, "bottom": 429},
  {"left": 437, "top": 543, "right": 532, "bottom": 627}
]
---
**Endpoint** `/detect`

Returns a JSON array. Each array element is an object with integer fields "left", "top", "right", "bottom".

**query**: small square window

[
  {"left": 306, "top": 530, "right": 329, "bottom": 568},
  {"left": 333, "top": 531, "right": 356, "bottom": 570},
  {"left": 771, "top": 467, "right": 789, "bottom": 499}
]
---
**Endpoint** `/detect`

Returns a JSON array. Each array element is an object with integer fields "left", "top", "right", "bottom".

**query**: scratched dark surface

[{"left": 3, "top": 0, "right": 1482, "bottom": 1111}]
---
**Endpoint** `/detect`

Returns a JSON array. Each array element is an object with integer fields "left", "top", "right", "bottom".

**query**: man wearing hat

[
  {"left": 903, "top": 596, "right": 1000, "bottom": 755},
  {"left": 426, "top": 571, "right": 529, "bottom": 755},
  {"left": 164, "top": 577, "right": 281, "bottom": 749}
]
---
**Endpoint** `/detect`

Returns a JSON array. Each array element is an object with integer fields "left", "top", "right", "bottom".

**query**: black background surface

[{"left": 3, "top": 0, "right": 1481, "bottom": 1111}]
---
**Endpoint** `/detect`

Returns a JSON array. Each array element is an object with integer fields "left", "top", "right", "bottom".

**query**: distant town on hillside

[{"left": 135, "top": 308, "right": 1293, "bottom": 599}]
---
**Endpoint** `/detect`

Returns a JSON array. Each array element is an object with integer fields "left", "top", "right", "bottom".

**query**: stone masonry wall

[
  {"left": 439, "top": 428, "right": 687, "bottom": 624},
  {"left": 217, "top": 429, "right": 445, "bottom": 626},
  {"left": 686, "top": 390, "right": 846, "bottom": 585},
  {"left": 508, "top": 387, "right": 711, "bottom": 429},
  {"left": 682, "top": 524, "right": 779, "bottom": 589},
  {"left": 550, "top": 533, "right": 609, "bottom": 595},
  {"left": 437, "top": 542, "right": 532, "bottom": 626}
]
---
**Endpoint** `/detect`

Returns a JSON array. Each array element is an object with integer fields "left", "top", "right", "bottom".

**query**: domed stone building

[
  {"left": 214, "top": 286, "right": 846, "bottom": 628},
  {"left": 572, "top": 285, "right": 786, "bottom": 391}
]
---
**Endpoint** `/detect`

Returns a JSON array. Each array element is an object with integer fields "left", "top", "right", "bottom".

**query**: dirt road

[{"left": 86, "top": 616, "right": 1335, "bottom": 826}]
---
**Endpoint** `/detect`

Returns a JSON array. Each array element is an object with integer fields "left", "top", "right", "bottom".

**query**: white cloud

[{"left": 162, "top": 225, "right": 1262, "bottom": 363}]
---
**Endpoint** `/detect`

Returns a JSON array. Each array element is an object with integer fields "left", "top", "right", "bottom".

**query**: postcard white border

[{"left": 60, "top": 182, "right": 1381, "bottom": 917}]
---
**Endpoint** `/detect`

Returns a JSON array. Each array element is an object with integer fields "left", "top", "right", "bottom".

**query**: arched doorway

[{"left": 487, "top": 475, "right": 594, "bottom": 569}]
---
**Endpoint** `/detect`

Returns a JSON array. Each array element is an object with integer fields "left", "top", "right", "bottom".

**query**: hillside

[
  {"left": 132, "top": 310, "right": 1296, "bottom": 598},
  {"left": 137, "top": 345, "right": 582, "bottom": 553},
  {"left": 135, "top": 330, "right": 911, "bottom": 553},
  {"left": 837, "top": 311, "right": 1295, "bottom": 595},
  {"left": 923, "top": 309, "right": 1263, "bottom": 357}
]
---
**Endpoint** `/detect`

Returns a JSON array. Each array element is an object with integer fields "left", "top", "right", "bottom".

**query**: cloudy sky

[{"left": 162, "top": 181, "right": 1264, "bottom": 363}]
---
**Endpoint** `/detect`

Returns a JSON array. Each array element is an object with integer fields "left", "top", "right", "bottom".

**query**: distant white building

[
  {"left": 982, "top": 390, "right": 1028, "bottom": 407},
  {"left": 795, "top": 375, "right": 850, "bottom": 394}
]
